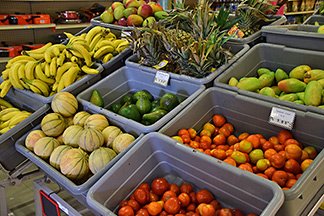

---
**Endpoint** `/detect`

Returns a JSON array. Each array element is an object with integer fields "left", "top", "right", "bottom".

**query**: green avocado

[
  {"left": 118, "top": 104, "right": 141, "bottom": 122},
  {"left": 132, "top": 90, "right": 153, "bottom": 102},
  {"left": 160, "top": 93, "right": 179, "bottom": 111},
  {"left": 121, "top": 94, "right": 133, "bottom": 104},
  {"left": 136, "top": 98, "right": 152, "bottom": 115},
  {"left": 110, "top": 102, "right": 122, "bottom": 113},
  {"left": 142, "top": 109, "right": 168, "bottom": 125},
  {"left": 90, "top": 90, "right": 104, "bottom": 108}
]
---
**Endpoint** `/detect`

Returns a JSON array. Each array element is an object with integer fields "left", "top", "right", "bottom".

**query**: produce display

[
  {"left": 100, "top": 0, "right": 168, "bottom": 27},
  {"left": 319, "top": 1, "right": 324, "bottom": 15},
  {"left": 108, "top": 90, "right": 180, "bottom": 125},
  {"left": 118, "top": 177, "right": 257, "bottom": 216},
  {"left": 0, "top": 26, "right": 129, "bottom": 98},
  {"left": 0, "top": 98, "right": 32, "bottom": 134},
  {"left": 170, "top": 114, "right": 318, "bottom": 190},
  {"left": 228, "top": 65, "right": 324, "bottom": 108},
  {"left": 24, "top": 92, "right": 135, "bottom": 181}
]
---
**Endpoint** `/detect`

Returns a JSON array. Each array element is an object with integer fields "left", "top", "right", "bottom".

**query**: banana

[
  {"left": 0, "top": 98, "right": 13, "bottom": 108},
  {"left": 44, "top": 44, "right": 66, "bottom": 63},
  {"left": 25, "top": 42, "right": 52, "bottom": 54},
  {"left": 68, "top": 48, "right": 83, "bottom": 59},
  {"left": 44, "top": 49, "right": 54, "bottom": 64},
  {"left": 64, "top": 32, "right": 74, "bottom": 39},
  {"left": 52, "top": 81, "right": 59, "bottom": 92},
  {"left": 50, "top": 57, "right": 57, "bottom": 77},
  {"left": 52, "top": 46, "right": 60, "bottom": 56},
  {"left": 112, "top": 39, "right": 127, "bottom": 49},
  {"left": 56, "top": 62, "right": 77, "bottom": 81},
  {"left": 49, "top": 91, "right": 56, "bottom": 96},
  {"left": 44, "top": 63, "right": 51, "bottom": 77},
  {"left": 96, "top": 40, "right": 115, "bottom": 49},
  {"left": 72, "top": 41, "right": 90, "bottom": 51},
  {"left": 24, "top": 61, "right": 37, "bottom": 80},
  {"left": 105, "top": 32, "right": 116, "bottom": 40},
  {"left": 63, "top": 66, "right": 80, "bottom": 87},
  {"left": 81, "top": 65, "right": 99, "bottom": 74},
  {"left": 9, "top": 63, "right": 24, "bottom": 90},
  {"left": 22, "top": 50, "right": 44, "bottom": 60},
  {"left": 57, "top": 77, "right": 65, "bottom": 93},
  {"left": 0, "top": 81, "right": 12, "bottom": 98},
  {"left": 0, "top": 107, "right": 19, "bottom": 117},
  {"left": 85, "top": 26, "right": 104, "bottom": 45},
  {"left": 28, "top": 84, "right": 42, "bottom": 95},
  {"left": 102, "top": 53, "right": 114, "bottom": 63},
  {"left": 70, "top": 43, "right": 92, "bottom": 66},
  {"left": 79, "top": 33, "right": 87, "bottom": 40},
  {"left": 70, "top": 56, "right": 79, "bottom": 63},
  {"left": 89, "top": 34, "right": 104, "bottom": 51},
  {"left": 64, "top": 49, "right": 73, "bottom": 59},
  {"left": 24, "top": 79, "right": 50, "bottom": 96},
  {"left": 8, "top": 112, "right": 31, "bottom": 127},
  {"left": 93, "top": 45, "right": 114, "bottom": 59},
  {"left": 0, "top": 110, "right": 22, "bottom": 121},
  {"left": 0, "top": 120, "right": 10, "bottom": 130},
  {"left": 41, "top": 62, "right": 46, "bottom": 71},
  {"left": 2, "top": 68, "right": 11, "bottom": 80},
  {"left": 57, "top": 52, "right": 66, "bottom": 66},
  {"left": 6, "top": 56, "right": 35, "bottom": 68},
  {"left": 35, "top": 64, "right": 55, "bottom": 84},
  {"left": 0, "top": 125, "right": 15, "bottom": 134},
  {"left": 116, "top": 41, "right": 130, "bottom": 53},
  {"left": 17, "top": 64, "right": 29, "bottom": 89}
]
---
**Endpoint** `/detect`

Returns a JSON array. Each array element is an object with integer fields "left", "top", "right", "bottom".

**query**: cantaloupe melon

[
  {"left": 34, "top": 137, "right": 60, "bottom": 160},
  {"left": 51, "top": 92, "right": 78, "bottom": 117},
  {"left": 41, "top": 113, "right": 66, "bottom": 137},
  {"left": 25, "top": 130, "right": 46, "bottom": 151},
  {"left": 62, "top": 125, "right": 83, "bottom": 147},
  {"left": 60, "top": 148, "right": 90, "bottom": 180},
  {"left": 112, "top": 133, "right": 135, "bottom": 154},
  {"left": 102, "top": 126, "right": 123, "bottom": 147},
  {"left": 49, "top": 145, "right": 73, "bottom": 170},
  {"left": 84, "top": 114, "right": 109, "bottom": 131},
  {"left": 73, "top": 111, "right": 91, "bottom": 126},
  {"left": 79, "top": 128, "right": 104, "bottom": 152},
  {"left": 89, "top": 147, "right": 117, "bottom": 174}
]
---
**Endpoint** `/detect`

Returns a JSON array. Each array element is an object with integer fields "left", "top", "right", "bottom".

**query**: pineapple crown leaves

[
  {"left": 215, "top": 6, "right": 241, "bottom": 31},
  {"left": 237, "top": 0, "right": 278, "bottom": 21}
]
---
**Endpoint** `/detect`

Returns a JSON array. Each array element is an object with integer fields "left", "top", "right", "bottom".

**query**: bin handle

[{"left": 307, "top": 194, "right": 324, "bottom": 216}]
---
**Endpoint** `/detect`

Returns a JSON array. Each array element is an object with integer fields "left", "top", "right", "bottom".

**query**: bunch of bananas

[
  {"left": 0, "top": 26, "right": 129, "bottom": 98},
  {"left": 0, "top": 99, "right": 32, "bottom": 134}
]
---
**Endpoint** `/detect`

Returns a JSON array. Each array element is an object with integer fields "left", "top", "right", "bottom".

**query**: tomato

[
  {"left": 270, "top": 153, "right": 286, "bottom": 169},
  {"left": 189, "top": 141, "right": 200, "bottom": 149},
  {"left": 271, "top": 170, "right": 289, "bottom": 187},
  {"left": 238, "top": 163, "right": 253, "bottom": 172},
  {"left": 200, "top": 129, "right": 212, "bottom": 137},
  {"left": 213, "top": 134, "right": 226, "bottom": 146},
  {"left": 164, "top": 197, "right": 181, "bottom": 214},
  {"left": 189, "top": 191, "right": 197, "bottom": 204},
  {"left": 246, "top": 214, "right": 257, "bottom": 216},
  {"left": 222, "top": 123, "right": 234, "bottom": 134},
  {"left": 246, "top": 135, "right": 261, "bottom": 149},
  {"left": 286, "top": 179, "right": 297, "bottom": 188},
  {"left": 151, "top": 178, "right": 170, "bottom": 196},
  {"left": 119, "top": 200, "right": 129, "bottom": 209},
  {"left": 178, "top": 192, "right": 190, "bottom": 207},
  {"left": 170, "top": 183, "right": 180, "bottom": 195},
  {"left": 200, "top": 135, "right": 212, "bottom": 146},
  {"left": 232, "top": 208, "right": 244, "bottom": 216},
  {"left": 204, "top": 149, "right": 212, "bottom": 156},
  {"left": 128, "top": 200, "right": 141, "bottom": 212},
  {"left": 256, "top": 173, "right": 269, "bottom": 179},
  {"left": 178, "top": 129, "right": 189, "bottom": 137},
  {"left": 200, "top": 141, "right": 211, "bottom": 150},
  {"left": 196, "top": 189, "right": 214, "bottom": 204},
  {"left": 264, "top": 149, "right": 277, "bottom": 160},
  {"left": 181, "top": 135, "right": 191, "bottom": 144},
  {"left": 227, "top": 135, "right": 238, "bottom": 146},
  {"left": 119, "top": 205, "right": 135, "bottom": 216},
  {"left": 285, "top": 144, "right": 302, "bottom": 161},
  {"left": 134, "top": 188, "right": 149, "bottom": 205},
  {"left": 284, "top": 139, "right": 301, "bottom": 148},
  {"left": 147, "top": 202, "right": 163, "bottom": 216},
  {"left": 238, "top": 132, "right": 249, "bottom": 141},
  {"left": 162, "top": 190, "right": 177, "bottom": 202},
  {"left": 180, "top": 183, "right": 193, "bottom": 194},
  {"left": 219, "top": 126, "right": 231, "bottom": 137},
  {"left": 216, "top": 145, "right": 229, "bottom": 151},
  {"left": 212, "top": 114, "right": 226, "bottom": 127},
  {"left": 197, "top": 203, "right": 215, "bottom": 216},
  {"left": 209, "top": 200, "right": 222, "bottom": 211},
  {"left": 277, "top": 130, "right": 293, "bottom": 144},
  {"left": 217, "top": 208, "right": 233, "bottom": 216},
  {"left": 188, "top": 128, "right": 197, "bottom": 139},
  {"left": 203, "top": 122, "right": 216, "bottom": 135},
  {"left": 262, "top": 141, "right": 274, "bottom": 151},
  {"left": 211, "top": 149, "right": 226, "bottom": 160},
  {"left": 186, "top": 203, "right": 196, "bottom": 212},
  {"left": 150, "top": 191, "right": 159, "bottom": 202},
  {"left": 223, "top": 157, "right": 237, "bottom": 167},
  {"left": 159, "top": 211, "right": 168, "bottom": 216},
  {"left": 135, "top": 208, "right": 149, "bottom": 216},
  {"left": 138, "top": 183, "right": 150, "bottom": 192},
  {"left": 264, "top": 167, "right": 276, "bottom": 179},
  {"left": 194, "top": 136, "right": 201, "bottom": 143}
]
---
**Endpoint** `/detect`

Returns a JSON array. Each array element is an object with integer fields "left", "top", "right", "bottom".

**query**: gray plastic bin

[
  {"left": 262, "top": 24, "right": 324, "bottom": 52},
  {"left": 0, "top": 88, "right": 47, "bottom": 172},
  {"left": 91, "top": 16, "right": 135, "bottom": 32},
  {"left": 304, "top": 15, "right": 324, "bottom": 25},
  {"left": 15, "top": 103, "right": 143, "bottom": 195},
  {"left": 214, "top": 43, "right": 324, "bottom": 115},
  {"left": 87, "top": 132, "right": 284, "bottom": 216},
  {"left": 77, "top": 66, "right": 205, "bottom": 133},
  {"left": 159, "top": 87, "right": 324, "bottom": 216},
  {"left": 228, "top": 15, "right": 287, "bottom": 45},
  {"left": 125, "top": 43, "right": 249, "bottom": 86}
]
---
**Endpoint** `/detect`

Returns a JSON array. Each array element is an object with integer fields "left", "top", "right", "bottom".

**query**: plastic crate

[
  {"left": 159, "top": 87, "right": 324, "bottom": 216},
  {"left": 87, "top": 132, "right": 284, "bottom": 216},
  {"left": 261, "top": 24, "right": 324, "bottom": 52},
  {"left": 15, "top": 103, "right": 143, "bottom": 195},
  {"left": 77, "top": 66, "right": 205, "bottom": 133},
  {"left": 304, "top": 15, "right": 324, "bottom": 25},
  {"left": 91, "top": 16, "right": 135, "bottom": 32},
  {"left": 75, "top": 25, "right": 132, "bottom": 72},
  {"left": 0, "top": 87, "right": 47, "bottom": 172},
  {"left": 125, "top": 43, "right": 249, "bottom": 86},
  {"left": 228, "top": 15, "right": 287, "bottom": 45},
  {"left": 214, "top": 43, "right": 324, "bottom": 115}
]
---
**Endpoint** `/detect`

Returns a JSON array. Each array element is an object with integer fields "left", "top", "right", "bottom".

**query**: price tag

[
  {"left": 269, "top": 107, "right": 296, "bottom": 130},
  {"left": 39, "top": 190, "right": 61, "bottom": 216},
  {"left": 154, "top": 71, "right": 170, "bottom": 87},
  {"left": 121, "top": 30, "right": 132, "bottom": 38}
]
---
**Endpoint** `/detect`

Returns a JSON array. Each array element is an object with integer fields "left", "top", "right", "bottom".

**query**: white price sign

[
  {"left": 269, "top": 107, "right": 296, "bottom": 130},
  {"left": 154, "top": 71, "right": 170, "bottom": 87}
]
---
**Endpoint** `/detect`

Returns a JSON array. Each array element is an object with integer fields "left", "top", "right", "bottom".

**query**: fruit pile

[
  {"left": 171, "top": 114, "right": 317, "bottom": 190},
  {"left": 100, "top": 1, "right": 168, "bottom": 27},
  {"left": 25, "top": 92, "right": 135, "bottom": 181},
  {"left": 228, "top": 65, "right": 324, "bottom": 108},
  {"left": 118, "top": 177, "right": 257, "bottom": 216},
  {"left": 0, "top": 98, "right": 32, "bottom": 134},
  {"left": 0, "top": 26, "right": 129, "bottom": 98},
  {"left": 108, "top": 90, "right": 180, "bottom": 125}
]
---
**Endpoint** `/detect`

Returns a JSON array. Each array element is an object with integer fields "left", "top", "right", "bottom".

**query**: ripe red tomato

[
  {"left": 170, "top": 183, "right": 180, "bottom": 195},
  {"left": 147, "top": 202, "right": 163, "bottom": 216},
  {"left": 164, "top": 197, "right": 181, "bottom": 214},
  {"left": 151, "top": 178, "right": 170, "bottom": 196},
  {"left": 127, "top": 200, "right": 140, "bottom": 212},
  {"left": 149, "top": 191, "right": 159, "bottom": 202},
  {"left": 138, "top": 183, "right": 150, "bottom": 192},
  {"left": 180, "top": 183, "right": 193, "bottom": 194},
  {"left": 212, "top": 114, "right": 226, "bottom": 127},
  {"left": 162, "top": 190, "right": 177, "bottom": 202},
  {"left": 119, "top": 200, "right": 128, "bottom": 208},
  {"left": 197, "top": 203, "right": 216, "bottom": 216},
  {"left": 209, "top": 200, "right": 222, "bottom": 211},
  {"left": 133, "top": 188, "right": 149, "bottom": 205},
  {"left": 135, "top": 208, "right": 149, "bottom": 216},
  {"left": 118, "top": 205, "right": 135, "bottom": 216},
  {"left": 196, "top": 189, "right": 214, "bottom": 204},
  {"left": 178, "top": 192, "right": 191, "bottom": 207},
  {"left": 217, "top": 208, "right": 233, "bottom": 216},
  {"left": 186, "top": 203, "right": 196, "bottom": 212},
  {"left": 189, "top": 191, "right": 197, "bottom": 204}
]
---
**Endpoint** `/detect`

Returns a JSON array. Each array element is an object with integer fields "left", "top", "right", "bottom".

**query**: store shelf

[
  {"left": 0, "top": 24, "right": 55, "bottom": 31},
  {"left": 55, "top": 23, "right": 90, "bottom": 30},
  {"left": 285, "top": 10, "right": 315, "bottom": 15}
]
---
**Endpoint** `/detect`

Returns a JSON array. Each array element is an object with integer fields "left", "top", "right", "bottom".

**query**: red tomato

[
  {"left": 217, "top": 208, "right": 233, "bottom": 216},
  {"left": 138, "top": 183, "right": 150, "bottom": 192},
  {"left": 189, "top": 192, "right": 197, "bottom": 204},
  {"left": 178, "top": 192, "right": 191, "bottom": 207},
  {"left": 119, "top": 205, "right": 135, "bottom": 216},
  {"left": 164, "top": 197, "right": 181, "bottom": 214},
  {"left": 212, "top": 114, "right": 226, "bottom": 127},
  {"left": 170, "top": 183, "right": 180, "bottom": 195},
  {"left": 119, "top": 200, "right": 128, "bottom": 209},
  {"left": 128, "top": 200, "right": 141, "bottom": 212},
  {"left": 151, "top": 178, "right": 170, "bottom": 196},
  {"left": 133, "top": 188, "right": 149, "bottom": 205},
  {"left": 135, "top": 208, "right": 149, "bottom": 216},
  {"left": 186, "top": 203, "right": 196, "bottom": 212},
  {"left": 150, "top": 191, "right": 159, "bottom": 202},
  {"left": 147, "top": 202, "right": 163, "bottom": 216},
  {"left": 180, "top": 183, "right": 193, "bottom": 194},
  {"left": 196, "top": 189, "right": 214, "bottom": 204},
  {"left": 209, "top": 200, "right": 222, "bottom": 211},
  {"left": 162, "top": 190, "right": 177, "bottom": 202},
  {"left": 197, "top": 203, "right": 215, "bottom": 216}
]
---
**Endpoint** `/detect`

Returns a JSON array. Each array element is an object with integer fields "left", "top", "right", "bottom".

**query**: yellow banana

[
  {"left": 35, "top": 64, "right": 55, "bottom": 84},
  {"left": 64, "top": 32, "right": 74, "bottom": 39},
  {"left": 56, "top": 62, "right": 77, "bottom": 81},
  {"left": 79, "top": 33, "right": 86, "bottom": 39},
  {"left": 68, "top": 48, "right": 83, "bottom": 59},
  {"left": 41, "top": 62, "right": 46, "bottom": 71},
  {"left": 105, "top": 32, "right": 116, "bottom": 40},
  {"left": 70, "top": 43, "right": 92, "bottom": 66},
  {"left": 52, "top": 46, "right": 60, "bottom": 56},
  {"left": 0, "top": 107, "right": 19, "bottom": 117},
  {"left": 28, "top": 84, "right": 42, "bottom": 95},
  {"left": 112, "top": 39, "right": 126, "bottom": 48},
  {"left": 70, "top": 56, "right": 79, "bottom": 63},
  {"left": 22, "top": 51, "right": 44, "bottom": 60},
  {"left": 17, "top": 64, "right": 29, "bottom": 89},
  {"left": 89, "top": 34, "right": 104, "bottom": 51},
  {"left": 52, "top": 81, "right": 59, "bottom": 92},
  {"left": 0, "top": 125, "right": 15, "bottom": 134},
  {"left": 102, "top": 53, "right": 114, "bottom": 63},
  {"left": 0, "top": 81, "right": 12, "bottom": 98},
  {"left": 0, "top": 98, "right": 13, "bottom": 108},
  {"left": 57, "top": 77, "right": 65, "bottom": 92},
  {"left": 24, "top": 61, "right": 37, "bottom": 80},
  {"left": 44, "top": 44, "right": 66, "bottom": 63},
  {"left": 44, "top": 63, "right": 51, "bottom": 77},
  {"left": 81, "top": 65, "right": 100, "bottom": 75},
  {"left": 25, "top": 42, "right": 52, "bottom": 54},
  {"left": 9, "top": 63, "right": 24, "bottom": 90},
  {"left": 0, "top": 110, "right": 22, "bottom": 121},
  {"left": 2, "top": 68, "right": 11, "bottom": 80},
  {"left": 24, "top": 79, "right": 50, "bottom": 96},
  {"left": 64, "top": 49, "right": 73, "bottom": 59},
  {"left": 85, "top": 26, "right": 105, "bottom": 45},
  {"left": 57, "top": 52, "right": 66, "bottom": 66},
  {"left": 96, "top": 40, "right": 115, "bottom": 49},
  {"left": 49, "top": 91, "right": 56, "bottom": 96},
  {"left": 72, "top": 41, "right": 90, "bottom": 51},
  {"left": 0, "top": 120, "right": 10, "bottom": 130},
  {"left": 8, "top": 112, "right": 31, "bottom": 127},
  {"left": 50, "top": 57, "right": 57, "bottom": 77},
  {"left": 93, "top": 45, "right": 114, "bottom": 59},
  {"left": 63, "top": 66, "right": 80, "bottom": 87},
  {"left": 6, "top": 56, "right": 35, "bottom": 68},
  {"left": 116, "top": 41, "right": 130, "bottom": 53}
]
